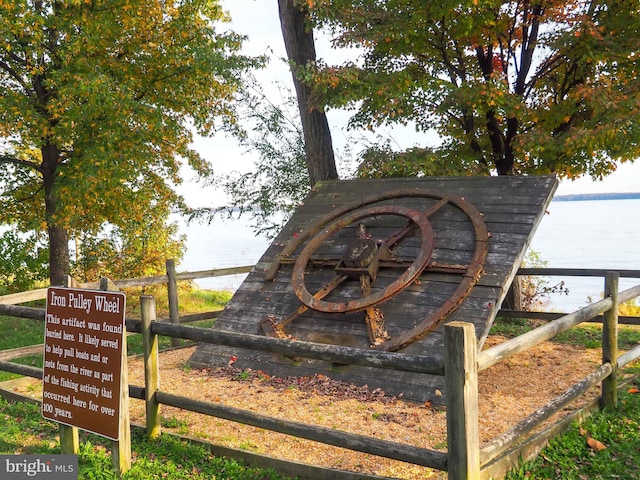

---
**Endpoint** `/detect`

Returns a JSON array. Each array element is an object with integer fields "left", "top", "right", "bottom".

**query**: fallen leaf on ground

[{"left": 586, "top": 436, "right": 606, "bottom": 451}]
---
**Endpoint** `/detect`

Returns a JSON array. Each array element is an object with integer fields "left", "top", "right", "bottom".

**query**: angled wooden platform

[{"left": 189, "top": 176, "right": 558, "bottom": 402}]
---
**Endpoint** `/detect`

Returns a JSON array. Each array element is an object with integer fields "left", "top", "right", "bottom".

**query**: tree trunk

[
  {"left": 278, "top": 0, "right": 338, "bottom": 187},
  {"left": 503, "top": 276, "right": 524, "bottom": 311},
  {"left": 41, "top": 142, "right": 70, "bottom": 286}
]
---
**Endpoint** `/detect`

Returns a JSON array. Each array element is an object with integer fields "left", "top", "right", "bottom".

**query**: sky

[{"left": 179, "top": 1, "right": 640, "bottom": 207}]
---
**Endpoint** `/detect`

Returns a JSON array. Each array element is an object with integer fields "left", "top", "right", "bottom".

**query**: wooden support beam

[
  {"left": 166, "top": 260, "right": 181, "bottom": 347},
  {"left": 100, "top": 278, "right": 132, "bottom": 477},
  {"left": 601, "top": 272, "right": 619, "bottom": 410},
  {"left": 141, "top": 295, "right": 161, "bottom": 438},
  {"left": 59, "top": 276, "right": 80, "bottom": 456}
]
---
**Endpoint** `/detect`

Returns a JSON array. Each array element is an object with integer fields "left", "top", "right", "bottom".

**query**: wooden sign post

[{"left": 42, "top": 281, "right": 130, "bottom": 474}]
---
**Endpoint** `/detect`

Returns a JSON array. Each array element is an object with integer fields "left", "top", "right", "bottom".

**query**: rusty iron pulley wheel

[
  {"left": 263, "top": 188, "right": 490, "bottom": 351},
  {"left": 291, "top": 205, "right": 435, "bottom": 313}
]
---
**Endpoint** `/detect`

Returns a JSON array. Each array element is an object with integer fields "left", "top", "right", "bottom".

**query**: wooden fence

[{"left": 1, "top": 263, "right": 640, "bottom": 480}]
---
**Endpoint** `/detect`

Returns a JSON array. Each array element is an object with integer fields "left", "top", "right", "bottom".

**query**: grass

[
  {"left": 0, "top": 398, "right": 292, "bottom": 480},
  {"left": 0, "top": 316, "right": 47, "bottom": 380},
  {"left": 124, "top": 283, "right": 232, "bottom": 319},
  {"left": 505, "top": 382, "right": 640, "bottom": 480}
]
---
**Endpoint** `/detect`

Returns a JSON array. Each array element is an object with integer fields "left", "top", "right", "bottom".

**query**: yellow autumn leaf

[{"left": 586, "top": 436, "right": 606, "bottom": 452}]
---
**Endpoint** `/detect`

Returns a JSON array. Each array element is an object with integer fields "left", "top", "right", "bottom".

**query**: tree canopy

[
  {"left": 309, "top": 0, "right": 640, "bottom": 177},
  {"left": 0, "top": 0, "right": 261, "bottom": 284}
]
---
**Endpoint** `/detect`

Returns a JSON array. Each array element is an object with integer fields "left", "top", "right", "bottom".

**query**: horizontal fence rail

[
  {"left": 479, "top": 283, "right": 640, "bottom": 371},
  {"left": 145, "top": 300, "right": 452, "bottom": 472},
  {"left": 151, "top": 322, "right": 445, "bottom": 376},
  {"left": 478, "top": 296, "right": 613, "bottom": 371},
  {"left": 618, "top": 344, "right": 640, "bottom": 369},
  {"left": 0, "top": 312, "right": 449, "bottom": 473},
  {"left": 0, "top": 265, "right": 255, "bottom": 305},
  {"left": 476, "top": 272, "right": 640, "bottom": 478},
  {"left": 516, "top": 267, "right": 640, "bottom": 278}
]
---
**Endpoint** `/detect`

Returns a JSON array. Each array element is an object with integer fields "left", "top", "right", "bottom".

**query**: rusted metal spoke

[
  {"left": 260, "top": 274, "right": 348, "bottom": 338},
  {"left": 279, "top": 274, "right": 348, "bottom": 328},
  {"left": 360, "top": 275, "right": 388, "bottom": 346},
  {"left": 382, "top": 197, "right": 449, "bottom": 251},
  {"left": 292, "top": 205, "right": 434, "bottom": 313}
]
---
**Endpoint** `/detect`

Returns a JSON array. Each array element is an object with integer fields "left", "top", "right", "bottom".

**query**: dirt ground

[
  {"left": 6, "top": 336, "right": 608, "bottom": 479},
  {"left": 126, "top": 337, "right": 604, "bottom": 479}
]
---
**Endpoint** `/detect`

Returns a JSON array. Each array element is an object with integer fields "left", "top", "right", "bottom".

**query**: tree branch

[
  {"left": 515, "top": 3, "right": 543, "bottom": 96},
  {"left": 0, "top": 58, "right": 35, "bottom": 99},
  {"left": 0, "top": 153, "right": 40, "bottom": 170}
]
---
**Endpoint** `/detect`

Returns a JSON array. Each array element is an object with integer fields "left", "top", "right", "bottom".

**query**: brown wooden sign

[{"left": 42, "top": 287, "right": 126, "bottom": 440}]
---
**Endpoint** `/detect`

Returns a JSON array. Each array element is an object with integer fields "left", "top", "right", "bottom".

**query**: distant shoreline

[{"left": 554, "top": 192, "right": 640, "bottom": 202}]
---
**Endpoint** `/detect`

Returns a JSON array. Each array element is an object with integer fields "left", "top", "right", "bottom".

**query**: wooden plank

[
  {"left": 176, "top": 265, "right": 254, "bottom": 281},
  {"left": 0, "top": 304, "right": 44, "bottom": 323},
  {"left": 617, "top": 344, "right": 640, "bottom": 368},
  {"left": 0, "top": 288, "right": 48, "bottom": 305},
  {"left": 619, "top": 283, "right": 640, "bottom": 304},
  {"left": 0, "top": 344, "right": 43, "bottom": 361},
  {"left": 0, "top": 359, "right": 42, "bottom": 378},
  {"left": 191, "top": 176, "right": 558, "bottom": 402},
  {"left": 159, "top": 323, "right": 444, "bottom": 375},
  {"left": 518, "top": 267, "right": 640, "bottom": 279}
]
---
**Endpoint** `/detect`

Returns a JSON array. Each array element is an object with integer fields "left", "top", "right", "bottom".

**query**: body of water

[
  {"left": 528, "top": 198, "right": 640, "bottom": 311},
  {"left": 179, "top": 198, "right": 640, "bottom": 313},
  {"left": 176, "top": 215, "right": 271, "bottom": 292}
]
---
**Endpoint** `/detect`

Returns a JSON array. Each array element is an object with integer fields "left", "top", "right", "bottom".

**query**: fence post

[
  {"left": 166, "top": 259, "right": 180, "bottom": 347},
  {"left": 59, "top": 276, "right": 80, "bottom": 455},
  {"left": 59, "top": 419, "right": 79, "bottom": 456},
  {"left": 100, "top": 277, "right": 131, "bottom": 476},
  {"left": 445, "top": 321, "right": 481, "bottom": 480},
  {"left": 601, "top": 271, "right": 619, "bottom": 410},
  {"left": 141, "top": 295, "right": 161, "bottom": 438}
]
